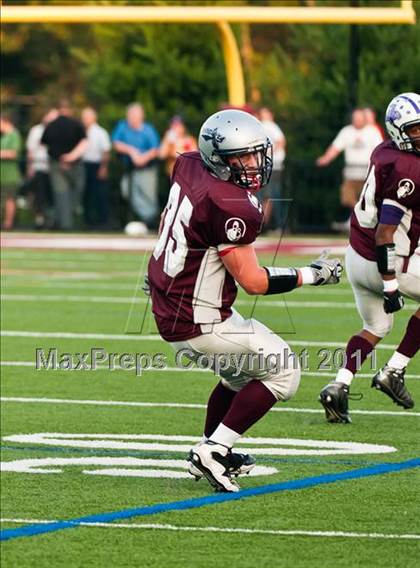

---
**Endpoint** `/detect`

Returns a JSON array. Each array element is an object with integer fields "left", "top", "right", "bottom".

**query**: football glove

[
  {"left": 309, "top": 250, "right": 343, "bottom": 286},
  {"left": 383, "top": 289, "right": 404, "bottom": 314}
]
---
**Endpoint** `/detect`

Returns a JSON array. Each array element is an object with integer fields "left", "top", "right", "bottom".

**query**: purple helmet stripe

[{"left": 399, "top": 95, "right": 420, "bottom": 113}]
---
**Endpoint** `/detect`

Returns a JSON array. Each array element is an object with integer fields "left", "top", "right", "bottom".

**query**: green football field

[{"left": 1, "top": 240, "right": 419, "bottom": 567}]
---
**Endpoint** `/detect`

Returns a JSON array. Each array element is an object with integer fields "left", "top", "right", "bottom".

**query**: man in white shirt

[
  {"left": 26, "top": 107, "right": 58, "bottom": 228},
  {"left": 81, "top": 107, "right": 111, "bottom": 228},
  {"left": 259, "top": 107, "right": 287, "bottom": 231},
  {"left": 316, "top": 108, "right": 383, "bottom": 231}
]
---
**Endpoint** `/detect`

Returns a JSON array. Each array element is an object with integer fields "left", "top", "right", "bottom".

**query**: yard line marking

[
  {"left": 1, "top": 458, "right": 419, "bottom": 542},
  {"left": 2, "top": 293, "right": 365, "bottom": 309},
  {"left": 0, "top": 330, "right": 400, "bottom": 350},
  {"left": 17, "top": 362, "right": 420, "bottom": 381},
  {"left": 1, "top": 433, "right": 396, "bottom": 457},
  {"left": 2, "top": 293, "right": 414, "bottom": 309},
  {"left": 2, "top": 259, "right": 142, "bottom": 267},
  {"left": 1, "top": 519, "right": 419, "bottom": 540},
  {"left": 1, "top": 362, "right": 34, "bottom": 367},
  {"left": 1, "top": 270, "right": 138, "bottom": 279},
  {"left": 1, "top": 282, "right": 140, "bottom": 291},
  {"left": 1, "top": 361, "right": 419, "bottom": 380},
  {"left": 1, "top": 280, "right": 356, "bottom": 295},
  {"left": 2, "top": 397, "right": 419, "bottom": 417},
  {"left": 1, "top": 252, "right": 144, "bottom": 261}
]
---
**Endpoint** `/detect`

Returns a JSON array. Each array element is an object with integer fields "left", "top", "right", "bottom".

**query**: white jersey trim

[
  {"left": 394, "top": 208, "right": 413, "bottom": 257},
  {"left": 192, "top": 247, "right": 226, "bottom": 328}
]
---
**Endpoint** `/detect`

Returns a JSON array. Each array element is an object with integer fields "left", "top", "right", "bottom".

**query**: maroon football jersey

[
  {"left": 147, "top": 151, "right": 264, "bottom": 341},
  {"left": 350, "top": 140, "right": 420, "bottom": 261}
]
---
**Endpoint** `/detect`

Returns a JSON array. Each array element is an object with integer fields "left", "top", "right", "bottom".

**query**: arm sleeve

[
  {"left": 331, "top": 127, "right": 348, "bottom": 151},
  {"left": 382, "top": 163, "right": 419, "bottom": 212},
  {"left": 111, "top": 121, "right": 124, "bottom": 143},
  {"left": 211, "top": 202, "right": 263, "bottom": 252}
]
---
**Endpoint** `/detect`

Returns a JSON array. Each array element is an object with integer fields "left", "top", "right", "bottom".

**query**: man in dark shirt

[{"left": 41, "top": 100, "right": 87, "bottom": 229}]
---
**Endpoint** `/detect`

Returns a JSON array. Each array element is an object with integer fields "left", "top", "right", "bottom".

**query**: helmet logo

[
  {"left": 201, "top": 127, "right": 226, "bottom": 149},
  {"left": 397, "top": 178, "right": 415, "bottom": 199},
  {"left": 225, "top": 217, "right": 246, "bottom": 242},
  {"left": 386, "top": 103, "right": 401, "bottom": 122}
]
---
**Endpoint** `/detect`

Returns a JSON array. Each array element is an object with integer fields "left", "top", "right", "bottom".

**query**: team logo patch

[
  {"left": 397, "top": 178, "right": 415, "bottom": 199},
  {"left": 225, "top": 217, "right": 246, "bottom": 242}
]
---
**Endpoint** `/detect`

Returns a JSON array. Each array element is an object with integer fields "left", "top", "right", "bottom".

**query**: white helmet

[
  {"left": 198, "top": 109, "right": 273, "bottom": 190},
  {"left": 385, "top": 92, "right": 420, "bottom": 154}
]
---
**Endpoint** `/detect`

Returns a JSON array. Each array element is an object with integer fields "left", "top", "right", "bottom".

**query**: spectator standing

[
  {"left": 112, "top": 103, "right": 160, "bottom": 230},
  {"left": 0, "top": 114, "right": 22, "bottom": 230},
  {"left": 81, "top": 107, "right": 111, "bottom": 228},
  {"left": 259, "top": 107, "right": 287, "bottom": 231},
  {"left": 26, "top": 107, "right": 58, "bottom": 228},
  {"left": 160, "top": 115, "right": 197, "bottom": 177},
  {"left": 41, "top": 99, "right": 87, "bottom": 230},
  {"left": 316, "top": 108, "right": 383, "bottom": 232}
]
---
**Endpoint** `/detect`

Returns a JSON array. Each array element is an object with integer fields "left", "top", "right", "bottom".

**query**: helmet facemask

[
  {"left": 402, "top": 121, "right": 420, "bottom": 155},
  {"left": 218, "top": 142, "right": 273, "bottom": 191}
]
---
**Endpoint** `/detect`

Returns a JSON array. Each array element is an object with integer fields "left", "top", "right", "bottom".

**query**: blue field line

[
  {"left": 0, "top": 444, "right": 379, "bottom": 467},
  {"left": 1, "top": 457, "right": 419, "bottom": 542}
]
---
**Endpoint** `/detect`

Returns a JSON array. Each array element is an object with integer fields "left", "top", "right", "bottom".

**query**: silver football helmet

[
  {"left": 198, "top": 109, "right": 273, "bottom": 190},
  {"left": 385, "top": 92, "right": 420, "bottom": 154}
]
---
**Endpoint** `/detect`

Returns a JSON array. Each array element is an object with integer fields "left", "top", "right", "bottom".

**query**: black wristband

[
  {"left": 264, "top": 267, "right": 298, "bottom": 295},
  {"left": 376, "top": 243, "right": 396, "bottom": 275}
]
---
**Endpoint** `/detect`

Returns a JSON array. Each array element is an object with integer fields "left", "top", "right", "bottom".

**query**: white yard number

[
  {"left": 354, "top": 165, "right": 378, "bottom": 228},
  {"left": 152, "top": 182, "right": 193, "bottom": 277}
]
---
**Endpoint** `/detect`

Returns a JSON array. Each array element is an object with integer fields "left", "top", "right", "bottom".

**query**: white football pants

[
  {"left": 171, "top": 309, "right": 301, "bottom": 402},
  {"left": 346, "top": 245, "right": 420, "bottom": 338}
]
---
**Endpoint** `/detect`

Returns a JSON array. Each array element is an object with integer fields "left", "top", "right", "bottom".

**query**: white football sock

[
  {"left": 335, "top": 368, "right": 354, "bottom": 386},
  {"left": 209, "top": 423, "right": 240, "bottom": 448},
  {"left": 387, "top": 351, "right": 410, "bottom": 370}
]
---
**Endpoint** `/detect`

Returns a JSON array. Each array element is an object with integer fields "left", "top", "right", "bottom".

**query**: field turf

[{"left": 1, "top": 239, "right": 419, "bottom": 567}]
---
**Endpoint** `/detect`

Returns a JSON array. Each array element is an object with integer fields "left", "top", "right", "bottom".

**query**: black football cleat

[
  {"left": 319, "top": 382, "right": 352, "bottom": 424},
  {"left": 372, "top": 366, "right": 414, "bottom": 409},
  {"left": 187, "top": 442, "right": 240, "bottom": 493},
  {"left": 188, "top": 448, "right": 255, "bottom": 480}
]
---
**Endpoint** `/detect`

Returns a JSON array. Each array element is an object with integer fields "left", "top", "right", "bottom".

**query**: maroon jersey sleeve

[
  {"left": 209, "top": 190, "right": 264, "bottom": 250},
  {"left": 379, "top": 156, "right": 420, "bottom": 213}
]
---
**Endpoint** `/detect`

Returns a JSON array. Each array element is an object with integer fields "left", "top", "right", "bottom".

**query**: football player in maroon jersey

[
  {"left": 319, "top": 93, "right": 420, "bottom": 424},
  {"left": 147, "top": 109, "right": 343, "bottom": 492}
]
